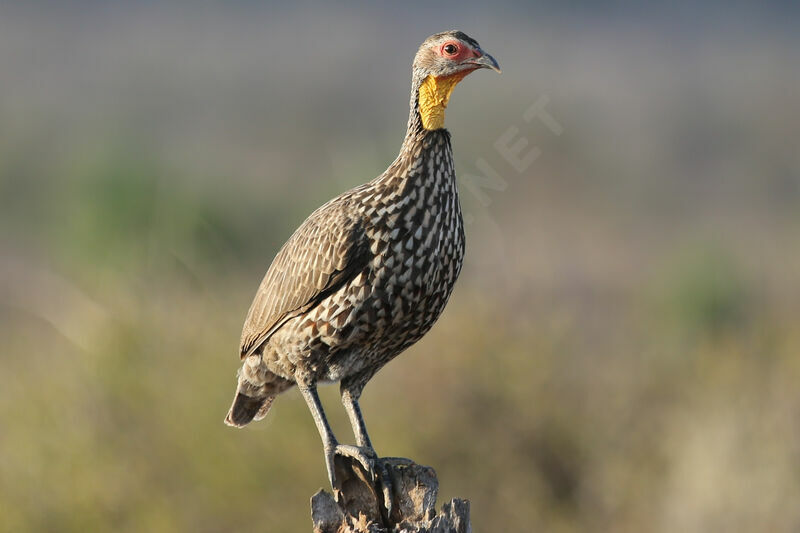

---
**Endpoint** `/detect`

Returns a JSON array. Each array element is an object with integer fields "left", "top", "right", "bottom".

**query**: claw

[
  {"left": 334, "top": 444, "right": 377, "bottom": 481},
  {"left": 376, "top": 460, "right": 394, "bottom": 517},
  {"left": 323, "top": 444, "right": 378, "bottom": 488},
  {"left": 323, "top": 444, "right": 338, "bottom": 489},
  {"left": 331, "top": 445, "right": 394, "bottom": 519}
]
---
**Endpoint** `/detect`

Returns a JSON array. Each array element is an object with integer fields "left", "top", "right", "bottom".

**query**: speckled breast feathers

[{"left": 239, "top": 130, "right": 465, "bottom": 388}]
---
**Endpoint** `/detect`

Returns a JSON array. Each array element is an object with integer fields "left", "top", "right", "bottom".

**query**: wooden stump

[{"left": 310, "top": 456, "right": 471, "bottom": 533}]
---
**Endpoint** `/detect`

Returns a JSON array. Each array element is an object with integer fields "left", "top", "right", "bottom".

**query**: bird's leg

[
  {"left": 298, "top": 383, "right": 339, "bottom": 487},
  {"left": 340, "top": 377, "right": 393, "bottom": 515},
  {"left": 298, "top": 382, "right": 376, "bottom": 488},
  {"left": 340, "top": 383, "right": 373, "bottom": 450}
]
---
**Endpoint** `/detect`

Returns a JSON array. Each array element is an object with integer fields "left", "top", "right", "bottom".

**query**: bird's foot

[
  {"left": 323, "top": 444, "right": 374, "bottom": 488},
  {"left": 334, "top": 444, "right": 377, "bottom": 477},
  {"left": 329, "top": 445, "right": 393, "bottom": 519},
  {"left": 322, "top": 444, "right": 338, "bottom": 490}
]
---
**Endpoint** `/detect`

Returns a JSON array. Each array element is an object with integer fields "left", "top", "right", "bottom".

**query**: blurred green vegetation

[
  {"left": 2, "top": 3, "right": 800, "bottom": 533},
  {"left": 651, "top": 245, "right": 751, "bottom": 337}
]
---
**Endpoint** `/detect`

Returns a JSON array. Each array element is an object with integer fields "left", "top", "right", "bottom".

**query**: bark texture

[{"left": 310, "top": 456, "right": 471, "bottom": 533}]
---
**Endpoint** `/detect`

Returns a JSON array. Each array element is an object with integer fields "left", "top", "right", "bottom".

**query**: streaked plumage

[{"left": 225, "top": 30, "right": 499, "bottom": 487}]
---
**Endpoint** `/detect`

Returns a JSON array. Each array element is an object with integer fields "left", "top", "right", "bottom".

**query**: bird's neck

[
  {"left": 403, "top": 71, "right": 468, "bottom": 144},
  {"left": 380, "top": 124, "right": 452, "bottom": 190},
  {"left": 372, "top": 72, "right": 459, "bottom": 188}
]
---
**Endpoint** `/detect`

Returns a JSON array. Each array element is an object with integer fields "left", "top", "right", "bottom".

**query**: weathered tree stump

[{"left": 310, "top": 456, "right": 471, "bottom": 533}]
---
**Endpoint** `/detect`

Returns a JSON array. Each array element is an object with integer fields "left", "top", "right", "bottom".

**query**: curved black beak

[{"left": 467, "top": 51, "right": 501, "bottom": 73}]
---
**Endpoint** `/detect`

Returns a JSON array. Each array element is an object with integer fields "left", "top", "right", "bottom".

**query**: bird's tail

[
  {"left": 225, "top": 355, "right": 295, "bottom": 427},
  {"left": 224, "top": 389, "right": 274, "bottom": 428}
]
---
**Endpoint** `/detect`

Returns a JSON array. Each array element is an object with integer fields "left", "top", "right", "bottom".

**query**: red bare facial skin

[{"left": 439, "top": 40, "right": 482, "bottom": 63}]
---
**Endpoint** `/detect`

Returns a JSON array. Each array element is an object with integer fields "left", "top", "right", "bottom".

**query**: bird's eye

[{"left": 443, "top": 43, "right": 459, "bottom": 56}]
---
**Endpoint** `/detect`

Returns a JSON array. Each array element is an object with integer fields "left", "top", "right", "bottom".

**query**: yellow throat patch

[{"left": 418, "top": 72, "right": 469, "bottom": 130}]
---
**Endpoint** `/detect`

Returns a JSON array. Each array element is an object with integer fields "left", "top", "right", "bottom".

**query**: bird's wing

[{"left": 239, "top": 196, "right": 369, "bottom": 358}]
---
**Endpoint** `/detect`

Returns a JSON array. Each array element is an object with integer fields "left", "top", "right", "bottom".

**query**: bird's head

[{"left": 412, "top": 30, "right": 500, "bottom": 131}]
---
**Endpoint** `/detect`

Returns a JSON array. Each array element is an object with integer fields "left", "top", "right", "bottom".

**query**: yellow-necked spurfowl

[{"left": 225, "top": 30, "right": 500, "bottom": 487}]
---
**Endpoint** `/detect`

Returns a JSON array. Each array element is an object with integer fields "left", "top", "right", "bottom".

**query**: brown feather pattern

[{"left": 224, "top": 30, "right": 496, "bottom": 432}]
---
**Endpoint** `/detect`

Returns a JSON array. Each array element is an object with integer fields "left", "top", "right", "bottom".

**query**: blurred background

[{"left": 1, "top": 1, "right": 799, "bottom": 531}]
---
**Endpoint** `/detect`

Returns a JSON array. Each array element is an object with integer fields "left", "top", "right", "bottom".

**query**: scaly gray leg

[
  {"left": 298, "top": 383, "right": 376, "bottom": 488},
  {"left": 298, "top": 384, "right": 338, "bottom": 486},
  {"left": 340, "top": 377, "right": 393, "bottom": 516},
  {"left": 341, "top": 385, "right": 373, "bottom": 450}
]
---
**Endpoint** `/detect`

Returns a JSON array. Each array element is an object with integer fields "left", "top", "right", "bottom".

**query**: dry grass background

[{"left": 1, "top": 2, "right": 799, "bottom": 532}]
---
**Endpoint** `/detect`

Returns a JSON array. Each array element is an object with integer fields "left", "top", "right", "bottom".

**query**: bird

[{"left": 225, "top": 30, "right": 500, "bottom": 487}]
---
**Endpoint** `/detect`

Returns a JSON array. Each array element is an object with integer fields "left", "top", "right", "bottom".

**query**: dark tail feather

[{"left": 225, "top": 392, "right": 274, "bottom": 428}]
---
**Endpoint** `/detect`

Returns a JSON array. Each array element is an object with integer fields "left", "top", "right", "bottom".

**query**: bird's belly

[
  {"left": 262, "top": 217, "right": 464, "bottom": 383},
  {"left": 355, "top": 226, "right": 464, "bottom": 354}
]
